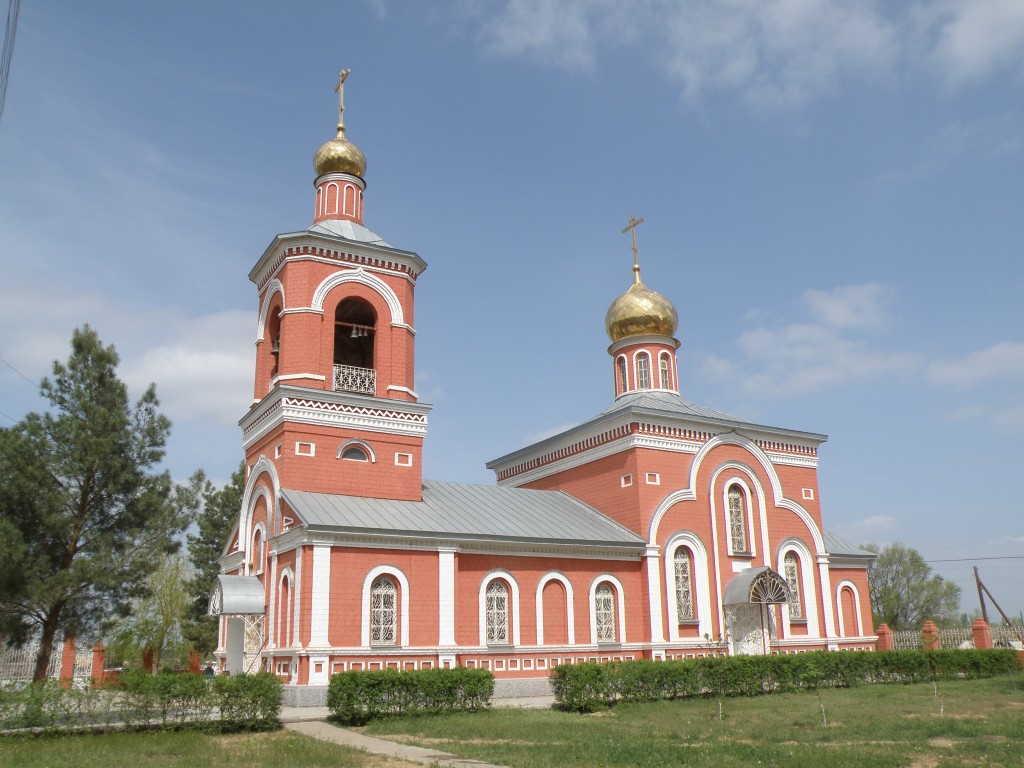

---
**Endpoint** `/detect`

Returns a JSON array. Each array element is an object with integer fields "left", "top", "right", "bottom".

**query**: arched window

[
  {"left": 370, "top": 576, "right": 397, "bottom": 645},
  {"left": 617, "top": 356, "right": 628, "bottom": 393},
  {"left": 674, "top": 548, "right": 695, "bottom": 621},
  {"left": 594, "top": 583, "right": 616, "bottom": 642},
  {"left": 278, "top": 574, "right": 292, "bottom": 647},
  {"left": 251, "top": 528, "right": 264, "bottom": 574},
  {"left": 727, "top": 485, "right": 748, "bottom": 554},
  {"left": 636, "top": 353, "right": 651, "bottom": 389},
  {"left": 783, "top": 552, "right": 803, "bottom": 620},
  {"left": 485, "top": 581, "right": 509, "bottom": 644},
  {"left": 659, "top": 352, "right": 672, "bottom": 389},
  {"left": 334, "top": 298, "right": 376, "bottom": 394},
  {"left": 341, "top": 446, "right": 368, "bottom": 461}
]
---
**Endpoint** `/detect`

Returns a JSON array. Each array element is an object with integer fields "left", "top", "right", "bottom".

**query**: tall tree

[
  {"left": 184, "top": 463, "right": 245, "bottom": 655},
  {"left": 0, "top": 326, "right": 198, "bottom": 681},
  {"left": 863, "top": 542, "right": 962, "bottom": 630},
  {"left": 110, "top": 552, "right": 193, "bottom": 671}
]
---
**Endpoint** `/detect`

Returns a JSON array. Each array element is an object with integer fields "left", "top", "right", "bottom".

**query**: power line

[
  {"left": 0, "top": 0, "right": 21, "bottom": 123},
  {"left": 926, "top": 556, "right": 1024, "bottom": 564},
  {"left": 0, "top": 354, "right": 38, "bottom": 387}
]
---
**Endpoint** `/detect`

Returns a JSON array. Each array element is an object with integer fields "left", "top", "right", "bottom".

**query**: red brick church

[{"left": 209, "top": 74, "right": 876, "bottom": 705}]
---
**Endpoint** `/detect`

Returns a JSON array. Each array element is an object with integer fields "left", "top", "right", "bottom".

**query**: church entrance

[{"left": 723, "top": 567, "right": 792, "bottom": 656}]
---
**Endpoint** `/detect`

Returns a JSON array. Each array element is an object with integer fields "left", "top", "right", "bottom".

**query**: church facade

[{"left": 210, "top": 78, "right": 876, "bottom": 705}]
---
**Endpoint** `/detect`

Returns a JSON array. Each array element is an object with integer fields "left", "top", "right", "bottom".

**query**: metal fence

[
  {"left": 892, "top": 625, "right": 1024, "bottom": 650},
  {"left": 0, "top": 636, "right": 65, "bottom": 684}
]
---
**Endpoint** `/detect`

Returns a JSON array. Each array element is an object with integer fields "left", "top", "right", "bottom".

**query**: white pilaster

[
  {"left": 309, "top": 545, "right": 331, "bottom": 647},
  {"left": 817, "top": 556, "right": 837, "bottom": 639},
  {"left": 438, "top": 548, "right": 456, "bottom": 646},
  {"left": 644, "top": 546, "right": 665, "bottom": 643}
]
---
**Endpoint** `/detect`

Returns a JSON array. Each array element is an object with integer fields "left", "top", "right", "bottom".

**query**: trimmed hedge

[
  {"left": 0, "top": 671, "right": 282, "bottom": 732},
  {"left": 327, "top": 667, "right": 494, "bottom": 725},
  {"left": 551, "top": 649, "right": 1020, "bottom": 712}
]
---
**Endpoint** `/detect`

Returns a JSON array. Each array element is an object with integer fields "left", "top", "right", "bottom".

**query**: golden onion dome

[
  {"left": 605, "top": 264, "right": 679, "bottom": 343},
  {"left": 313, "top": 127, "right": 366, "bottom": 178}
]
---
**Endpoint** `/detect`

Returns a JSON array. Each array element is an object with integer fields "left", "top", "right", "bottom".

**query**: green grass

[
  {"left": 365, "top": 673, "right": 1024, "bottom": 768},
  {"left": 2, "top": 675, "right": 1022, "bottom": 767},
  {"left": 0, "top": 730, "right": 398, "bottom": 768}
]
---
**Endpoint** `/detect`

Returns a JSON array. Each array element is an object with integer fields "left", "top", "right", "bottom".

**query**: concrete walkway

[{"left": 281, "top": 695, "right": 554, "bottom": 768}]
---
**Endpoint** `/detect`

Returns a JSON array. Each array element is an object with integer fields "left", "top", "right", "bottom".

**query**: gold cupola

[
  {"left": 605, "top": 216, "right": 678, "bottom": 343},
  {"left": 313, "top": 69, "right": 367, "bottom": 179}
]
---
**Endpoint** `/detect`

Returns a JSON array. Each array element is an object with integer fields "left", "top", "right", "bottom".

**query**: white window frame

[
  {"left": 361, "top": 566, "right": 410, "bottom": 647},
  {"left": 616, "top": 355, "right": 629, "bottom": 393},
  {"left": 588, "top": 575, "right": 626, "bottom": 645},
  {"left": 635, "top": 351, "right": 651, "bottom": 389},
  {"left": 479, "top": 570, "right": 521, "bottom": 647},
  {"left": 337, "top": 438, "right": 376, "bottom": 463},
  {"left": 776, "top": 539, "right": 819, "bottom": 637},
  {"left": 369, "top": 575, "right": 398, "bottom": 645},
  {"left": 663, "top": 532, "right": 713, "bottom": 640},
  {"left": 723, "top": 480, "right": 755, "bottom": 557},
  {"left": 659, "top": 352, "right": 672, "bottom": 389}
]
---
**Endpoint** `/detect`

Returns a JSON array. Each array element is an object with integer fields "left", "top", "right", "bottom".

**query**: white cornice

[{"left": 240, "top": 386, "right": 432, "bottom": 449}]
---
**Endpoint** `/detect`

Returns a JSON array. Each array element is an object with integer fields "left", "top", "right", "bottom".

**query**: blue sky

[{"left": 1, "top": 1, "right": 1022, "bottom": 619}]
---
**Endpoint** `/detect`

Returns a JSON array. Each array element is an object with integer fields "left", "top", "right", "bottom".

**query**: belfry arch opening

[{"left": 333, "top": 298, "right": 377, "bottom": 395}]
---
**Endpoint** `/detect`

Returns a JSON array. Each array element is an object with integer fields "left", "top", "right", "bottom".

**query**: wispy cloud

[
  {"left": 464, "top": 1, "right": 1024, "bottom": 109},
  {"left": 926, "top": 342, "right": 1024, "bottom": 389},
  {"left": 832, "top": 514, "right": 899, "bottom": 543},
  {"left": 702, "top": 283, "right": 920, "bottom": 397}
]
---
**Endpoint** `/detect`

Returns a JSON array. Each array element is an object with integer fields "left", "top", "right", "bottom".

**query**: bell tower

[{"left": 240, "top": 71, "right": 431, "bottom": 502}]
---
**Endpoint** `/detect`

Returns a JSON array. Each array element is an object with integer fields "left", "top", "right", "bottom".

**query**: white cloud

[
  {"left": 702, "top": 283, "right": 919, "bottom": 397},
  {"left": 926, "top": 341, "right": 1024, "bottom": 389},
  {"left": 803, "top": 283, "right": 895, "bottom": 331},
  {"left": 467, "top": 1, "right": 1024, "bottom": 108},
  {"left": 832, "top": 514, "right": 898, "bottom": 543}
]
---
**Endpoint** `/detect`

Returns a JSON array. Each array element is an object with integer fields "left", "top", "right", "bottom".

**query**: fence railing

[
  {"left": 890, "top": 624, "right": 1024, "bottom": 650},
  {"left": 333, "top": 364, "right": 375, "bottom": 395}
]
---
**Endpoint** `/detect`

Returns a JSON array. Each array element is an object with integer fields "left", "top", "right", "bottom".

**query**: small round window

[{"left": 341, "top": 446, "right": 369, "bottom": 462}]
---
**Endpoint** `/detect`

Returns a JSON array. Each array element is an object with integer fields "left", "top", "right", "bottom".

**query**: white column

[
  {"left": 292, "top": 547, "right": 303, "bottom": 648},
  {"left": 309, "top": 545, "right": 331, "bottom": 647},
  {"left": 438, "top": 548, "right": 456, "bottom": 646},
  {"left": 817, "top": 555, "right": 837, "bottom": 640},
  {"left": 644, "top": 546, "right": 665, "bottom": 643},
  {"left": 267, "top": 554, "right": 278, "bottom": 650}
]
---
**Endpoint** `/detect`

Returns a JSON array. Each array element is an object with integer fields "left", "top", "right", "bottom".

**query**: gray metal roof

[
  {"left": 307, "top": 218, "right": 391, "bottom": 246},
  {"left": 601, "top": 390, "right": 753, "bottom": 424},
  {"left": 280, "top": 480, "right": 645, "bottom": 548},
  {"left": 209, "top": 575, "right": 264, "bottom": 615},
  {"left": 823, "top": 530, "right": 877, "bottom": 559}
]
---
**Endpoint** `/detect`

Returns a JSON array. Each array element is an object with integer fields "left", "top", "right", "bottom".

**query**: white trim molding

[
  {"left": 589, "top": 574, "right": 627, "bottom": 645},
  {"left": 535, "top": 571, "right": 576, "bottom": 646},
  {"left": 663, "top": 532, "right": 713, "bottom": 641},
  {"left": 360, "top": 565, "right": 411, "bottom": 648},
  {"left": 479, "top": 570, "right": 521, "bottom": 647},
  {"left": 835, "top": 580, "right": 865, "bottom": 637},
  {"left": 310, "top": 267, "right": 406, "bottom": 327}
]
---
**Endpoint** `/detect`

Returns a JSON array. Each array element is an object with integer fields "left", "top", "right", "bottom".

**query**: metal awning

[
  {"left": 208, "top": 575, "right": 265, "bottom": 616},
  {"left": 723, "top": 567, "right": 792, "bottom": 606}
]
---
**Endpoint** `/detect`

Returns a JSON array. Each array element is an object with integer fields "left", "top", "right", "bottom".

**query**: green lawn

[
  {"left": 365, "top": 673, "right": 1024, "bottom": 768},
  {"left": 0, "top": 729, "right": 414, "bottom": 768},
  {"left": 2, "top": 675, "right": 1022, "bottom": 767}
]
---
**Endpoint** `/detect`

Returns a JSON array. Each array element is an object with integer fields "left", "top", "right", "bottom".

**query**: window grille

[
  {"left": 637, "top": 354, "right": 650, "bottom": 389},
  {"left": 371, "top": 576, "right": 397, "bottom": 645},
  {"left": 783, "top": 552, "right": 803, "bottom": 619},
  {"left": 486, "top": 581, "right": 509, "bottom": 644},
  {"left": 728, "top": 486, "right": 748, "bottom": 553},
  {"left": 595, "top": 583, "right": 616, "bottom": 642},
  {"left": 674, "top": 549, "right": 694, "bottom": 620}
]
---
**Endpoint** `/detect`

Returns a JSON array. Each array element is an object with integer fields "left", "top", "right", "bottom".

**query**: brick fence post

[
  {"left": 59, "top": 636, "right": 77, "bottom": 688},
  {"left": 876, "top": 623, "right": 893, "bottom": 650},
  {"left": 189, "top": 650, "right": 201, "bottom": 674},
  {"left": 921, "top": 621, "right": 941, "bottom": 650},
  {"left": 972, "top": 619, "right": 993, "bottom": 649},
  {"left": 91, "top": 642, "right": 106, "bottom": 687}
]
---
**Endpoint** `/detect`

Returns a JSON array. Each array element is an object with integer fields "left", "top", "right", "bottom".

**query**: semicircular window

[{"left": 341, "top": 445, "right": 369, "bottom": 461}]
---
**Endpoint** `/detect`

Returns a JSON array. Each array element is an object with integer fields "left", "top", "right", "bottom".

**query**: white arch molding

[
  {"left": 479, "top": 570, "right": 521, "bottom": 647},
  {"left": 663, "top": 532, "right": 713, "bottom": 641},
  {"left": 776, "top": 538, "right": 820, "bottom": 637},
  {"left": 535, "top": 572, "right": 576, "bottom": 646},
  {"left": 256, "top": 280, "right": 285, "bottom": 342},
  {"left": 310, "top": 268, "right": 406, "bottom": 328},
  {"left": 238, "top": 456, "right": 281, "bottom": 560},
  {"left": 835, "top": 580, "right": 865, "bottom": 637},
  {"left": 277, "top": 567, "right": 295, "bottom": 648},
  {"left": 588, "top": 574, "right": 627, "bottom": 645},
  {"left": 361, "top": 565, "right": 411, "bottom": 647}
]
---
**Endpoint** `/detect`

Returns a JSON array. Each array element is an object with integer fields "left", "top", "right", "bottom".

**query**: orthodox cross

[
  {"left": 622, "top": 215, "right": 645, "bottom": 272},
  {"left": 334, "top": 69, "right": 351, "bottom": 133}
]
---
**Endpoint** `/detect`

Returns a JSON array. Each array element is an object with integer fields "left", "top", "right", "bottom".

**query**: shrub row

[
  {"left": 0, "top": 671, "right": 282, "bottom": 732},
  {"left": 551, "top": 649, "right": 1020, "bottom": 712},
  {"left": 327, "top": 667, "right": 494, "bottom": 725}
]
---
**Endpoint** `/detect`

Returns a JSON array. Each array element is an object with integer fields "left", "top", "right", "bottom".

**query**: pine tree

[
  {"left": 0, "top": 326, "right": 198, "bottom": 681},
  {"left": 184, "top": 463, "right": 245, "bottom": 655}
]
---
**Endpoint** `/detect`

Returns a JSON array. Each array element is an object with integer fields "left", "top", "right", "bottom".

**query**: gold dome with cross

[
  {"left": 314, "top": 69, "right": 367, "bottom": 179},
  {"left": 605, "top": 216, "right": 679, "bottom": 343}
]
